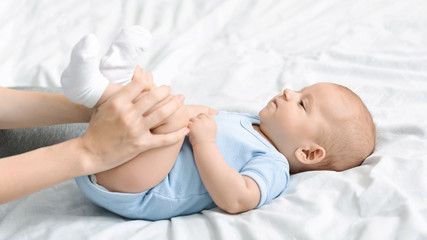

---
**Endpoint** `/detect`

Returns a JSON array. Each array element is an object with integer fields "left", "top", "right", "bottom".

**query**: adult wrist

[
  {"left": 72, "top": 136, "right": 102, "bottom": 176},
  {"left": 76, "top": 104, "right": 94, "bottom": 123}
]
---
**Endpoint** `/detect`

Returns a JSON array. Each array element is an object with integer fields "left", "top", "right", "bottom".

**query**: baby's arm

[{"left": 188, "top": 114, "right": 261, "bottom": 214}]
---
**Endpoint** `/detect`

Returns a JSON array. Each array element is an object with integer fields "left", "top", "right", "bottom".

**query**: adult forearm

[
  {"left": 0, "top": 137, "right": 89, "bottom": 204},
  {"left": 0, "top": 87, "right": 91, "bottom": 129}
]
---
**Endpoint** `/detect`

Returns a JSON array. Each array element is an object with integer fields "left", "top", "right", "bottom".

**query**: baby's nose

[{"left": 282, "top": 89, "right": 294, "bottom": 101}]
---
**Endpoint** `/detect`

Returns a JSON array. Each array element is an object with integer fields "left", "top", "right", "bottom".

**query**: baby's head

[{"left": 259, "top": 82, "right": 375, "bottom": 174}]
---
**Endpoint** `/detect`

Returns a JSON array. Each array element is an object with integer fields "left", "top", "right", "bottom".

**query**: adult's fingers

[
  {"left": 142, "top": 94, "right": 185, "bottom": 129},
  {"left": 111, "top": 66, "right": 152, "bottom": 104},
  {"left": 147, "top": 127, "right": 189, "bottom": 149},
  {"left": 140, "top": 66, "right": 154, "bottom": 88},
  {"left": 133, "top": 85, "right": 174, "bottom": 116}
]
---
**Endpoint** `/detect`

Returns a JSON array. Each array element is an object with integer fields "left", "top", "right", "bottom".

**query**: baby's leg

[
  {"left": 63, "top": 56, "right": 184, "bottom": 193},
  {"left": 95, "top": 104, "right": 189, "bottom": 193},
  {"left": 63, "top": 28, "right": 187, "bottom": 193},
  {"left": 63, "top": 63, "right": 187, "bottom": 193}
]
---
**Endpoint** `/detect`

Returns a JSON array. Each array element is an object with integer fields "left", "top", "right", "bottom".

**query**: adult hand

[{"left": 79, "top": 66, "right": 188, "bottom": 174}]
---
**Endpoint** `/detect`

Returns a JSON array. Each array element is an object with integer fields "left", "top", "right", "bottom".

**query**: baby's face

[{"left": 259, "top": 83, "right": 348, "bottom": 159}]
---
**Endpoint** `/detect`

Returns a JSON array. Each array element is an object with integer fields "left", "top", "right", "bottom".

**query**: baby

[{"left": 62, "top": 27, "right": 376, "bottom": 221}]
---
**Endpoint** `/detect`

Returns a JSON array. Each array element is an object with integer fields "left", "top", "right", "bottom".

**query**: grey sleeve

[
  {"left": 0, "top": 87, "right": 88, "bottom": 158},
  {"left": 0, "top": 123, "right": 88, "bottom": 158}
]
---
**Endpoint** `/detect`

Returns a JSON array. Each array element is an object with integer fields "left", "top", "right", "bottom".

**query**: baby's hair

[{"left": 317, "top": 84, "right": 376, "bottom": 171}]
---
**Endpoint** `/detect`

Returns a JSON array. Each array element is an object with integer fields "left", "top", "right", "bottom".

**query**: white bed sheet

[{"left": 1, "top": 0, "right": 427, "bottom": 239}]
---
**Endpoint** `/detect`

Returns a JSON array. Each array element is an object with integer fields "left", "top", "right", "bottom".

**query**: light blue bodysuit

[{"left": 75, "top": 111, "right": 289, "bottom": 220}]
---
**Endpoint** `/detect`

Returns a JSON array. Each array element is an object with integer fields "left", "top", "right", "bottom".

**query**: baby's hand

[{"left": 188, "top": 113, "right": 217, "bottom": 146}]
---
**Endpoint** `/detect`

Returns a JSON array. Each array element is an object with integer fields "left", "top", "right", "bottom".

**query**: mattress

[{"left": 1, "top": 0, "right": 426, "bottom": 239}]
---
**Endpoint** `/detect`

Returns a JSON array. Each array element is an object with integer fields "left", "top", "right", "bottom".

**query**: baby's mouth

[{"left": 271, "top": 99, "right": 277, "bottom": 108}]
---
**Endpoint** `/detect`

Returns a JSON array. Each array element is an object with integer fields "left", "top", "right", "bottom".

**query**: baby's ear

[{"left": 294, "top": 144, "right": 326, "bottom": 165}]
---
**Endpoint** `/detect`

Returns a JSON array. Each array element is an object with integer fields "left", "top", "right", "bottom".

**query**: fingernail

[
  {"left": 183, "top": 127, "right": 190, "bottom": 135},
  {"left": 178, "top": 94, "right": 185, "bottom": 102}
]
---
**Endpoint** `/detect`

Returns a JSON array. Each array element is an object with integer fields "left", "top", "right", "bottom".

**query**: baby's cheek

[{"left": 280, "top": 121, "right": 304, "bottom": 143}]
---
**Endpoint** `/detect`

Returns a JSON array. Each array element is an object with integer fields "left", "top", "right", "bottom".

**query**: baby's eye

[{"left": 299, "top": 100, "right": 306, "bottom": 110}]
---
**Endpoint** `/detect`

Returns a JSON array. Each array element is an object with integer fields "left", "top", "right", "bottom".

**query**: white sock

[
  {"left": 100, "top": 25, "right": 152, "bottom": 85},
  {"left": 61, "top": 34, "right": 109, "bottom": 108}
]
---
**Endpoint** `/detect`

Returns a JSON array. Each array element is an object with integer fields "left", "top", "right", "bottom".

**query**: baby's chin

[{"left": 257, "top": 106, "right": 269, "bottom": 119}]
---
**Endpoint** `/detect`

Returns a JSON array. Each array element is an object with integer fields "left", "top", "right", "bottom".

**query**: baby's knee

[{"left": 151, "top": 105, "right": 189, "bottom": 134}]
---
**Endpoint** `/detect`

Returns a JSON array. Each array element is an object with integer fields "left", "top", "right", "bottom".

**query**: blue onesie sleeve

[{"left": 240, "top": 153, "right": 290, "bottom": 208}]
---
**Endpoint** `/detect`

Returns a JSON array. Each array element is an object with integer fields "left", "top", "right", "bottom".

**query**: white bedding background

[{"left": 1, "top": 0, "right": 427, "bottom": 239}]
